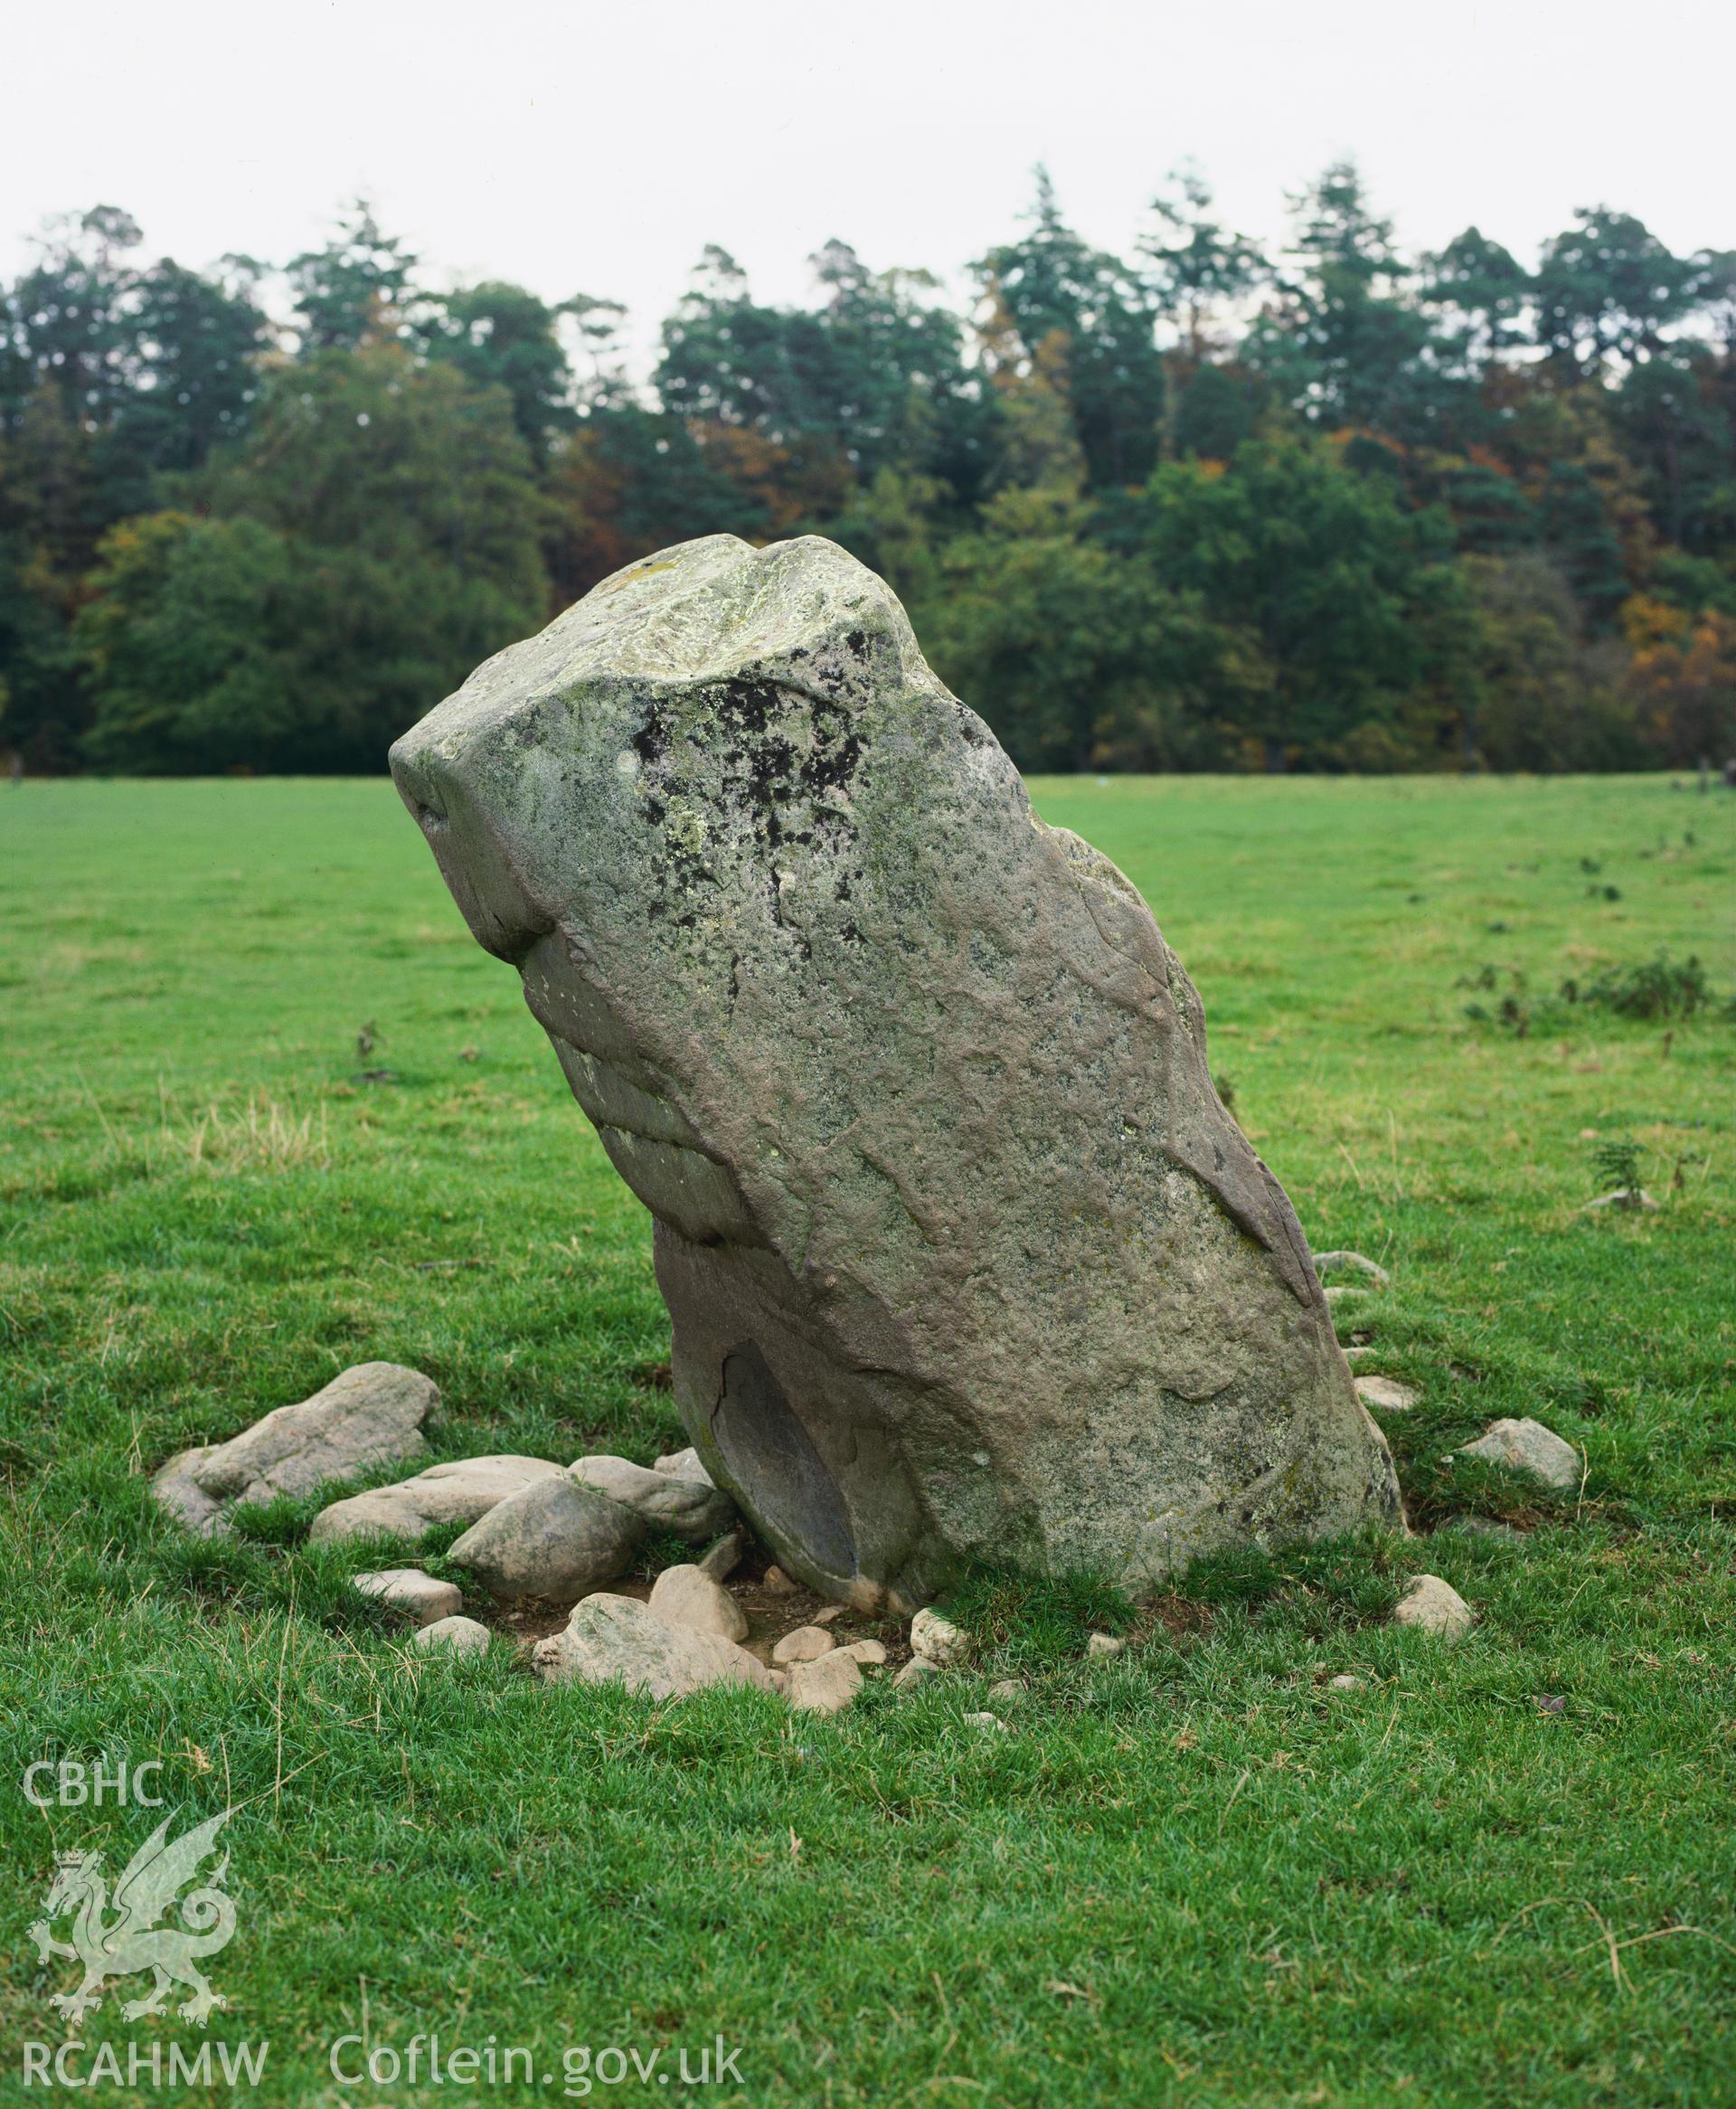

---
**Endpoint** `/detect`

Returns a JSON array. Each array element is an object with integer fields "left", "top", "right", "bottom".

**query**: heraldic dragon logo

[{"left": 27, "top": 1807, "right": 237, "bottom": 2026}]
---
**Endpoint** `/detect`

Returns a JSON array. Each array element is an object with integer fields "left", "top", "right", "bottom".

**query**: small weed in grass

[{"left": 1563, "top": 950, "right": 1716, "bottom": 1020}]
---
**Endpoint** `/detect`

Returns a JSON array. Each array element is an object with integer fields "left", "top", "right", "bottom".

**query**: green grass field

[{"left": 2, "top": 772, "right": 1732, "bottom": 2107}]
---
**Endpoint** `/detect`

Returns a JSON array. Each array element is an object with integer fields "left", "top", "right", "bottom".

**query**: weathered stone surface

[
  {"left": 309, "top": 1454, "right": 564, "bottom": 1546},
  {"left": 150, "top": 1449, "right": 226, "bottom": 1536},
  {"left": 1392, "top": 1574, "right": 1472, "bottom": 1639},
  {"left": 1086, "top": 1631, "right": 1125, "bottom": 1659},
  {"left": 647, "top": 1562, "right": 750, "bottom": 1641},
  {"left": 653, "top": 1446, "right": 713, "bottom": 1486},
  {"left": 772, "top": 1624, "right": 835, "bottom": 1664},
  {"left": 413, "top": 1614, "right": 493, "bottom": 1657},
  {"left": 841, "top": 1637, "right": 887, "bottom": 1665},
  {"left": 788, "top": 1650, "right": 863, "bottom": 1715},
  {"left": 391, "top": 534, "right": 1401, "bottom": 1604},
  {"left": 696, "top": 1528, "right": 746, "bottom": 1582},
  {"left": 761, "top": 1566, "right": 797, "bottom": 1596},
  {"left": 152, "top": 1363, "right": 436, "bottom": 1535},
  {"left": 569, "top": 1456, "right": 737, "bottom": 1541},
  {"left": 534, "top": 1592, "right": 774, "bottom": 1698},
  {"left": 354, "top": 1568, "right": 463, "bottom": 1627},
  {"left": 1354, "top": 1375, "right": 1419, "bottom": 1413},
  {"left": 448, "top": 1475, "right": 644, "bottom": 1603},
  {"left": 910, "top": 1608, "right": 967, "bottom": 1667},
  {"left": 1458, "top": 1417, "right": 1580, "bottom": 1490}
]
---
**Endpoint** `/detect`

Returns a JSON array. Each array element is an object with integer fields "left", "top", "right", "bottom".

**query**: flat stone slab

[
  {"left": 153, "top": 1362, "right": 436, "bottom": 1535},
  {"left": 392, "top": 534, "right": 1401, "bottom": 1604},
  {"left": 772, "top": 1624, "right": 835, "bottom": 1664},
  {"left": 534, "top": 1592, "right": 774, "bottom": 1699},
  {"left": 1354, "top": 1375, "right": 1419, "bottom": 1413},
  {"left": 354, "top": 1568, "right": 463, "bottom": 1626},
  {"left": 1458, "top": 1417, "right": 1580, "bottom": 1490},
  {"left": 308, "top": 1454, "right": 564, "bottom": 1546}
]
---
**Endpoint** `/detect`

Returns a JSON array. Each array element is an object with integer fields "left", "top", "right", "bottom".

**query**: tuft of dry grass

[{"left": 166, "top": 1092, "right": 331, "bottom": 1173}]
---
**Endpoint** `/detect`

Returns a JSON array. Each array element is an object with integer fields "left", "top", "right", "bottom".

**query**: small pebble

[
  {"left": 1328, "top": 1673, "right": 1363, "bottom": 1690},
  {"left": 762, "top": 1565, "right": 797, "bottom": 1596},
  {"left": 961, "top": 1711, "right": 1006, "bottom": 1731},
  {"left": 1086, "top": 1631, "right": 1124, "bottom": 1659}
]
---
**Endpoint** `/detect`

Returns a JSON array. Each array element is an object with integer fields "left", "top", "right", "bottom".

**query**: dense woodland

[{"left": 4, "top": 166, "right": 1734, "bottom": 777}]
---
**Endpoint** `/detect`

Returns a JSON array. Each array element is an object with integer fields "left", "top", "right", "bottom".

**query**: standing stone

[{"left": 391, "top": 534, "right": 1401, "bottom": 1607}]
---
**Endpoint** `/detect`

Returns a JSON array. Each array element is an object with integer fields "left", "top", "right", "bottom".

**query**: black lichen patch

[{"left": 631, "top": 677, "right": 869, "bottom": 943}]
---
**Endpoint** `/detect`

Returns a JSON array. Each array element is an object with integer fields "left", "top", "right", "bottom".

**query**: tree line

[{"left": 3, "top": 166, "right": 1733, "bottom": 777}]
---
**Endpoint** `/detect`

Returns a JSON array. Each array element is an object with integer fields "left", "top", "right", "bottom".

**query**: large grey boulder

[
  {"left": 448, "top": 1475, "right": 644, "bottom": 1603},
  {"left": 152, "top": 1362, "right": 436, "bottom": 1536},
  {"left": 391, "top": 534, "right": 1401, "bottom": 1607},
  {"left": 307, "top": 1454, "right": 564, "bottom": 1546}
]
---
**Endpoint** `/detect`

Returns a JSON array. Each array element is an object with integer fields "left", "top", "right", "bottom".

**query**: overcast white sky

[{"left": 5, "top": 0, "right": 1731, "bottom": 358}]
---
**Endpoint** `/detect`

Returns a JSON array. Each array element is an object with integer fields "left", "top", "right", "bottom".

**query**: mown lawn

[{"left": 2, "top": 772, "right": 1732, "bottom": 2107}]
